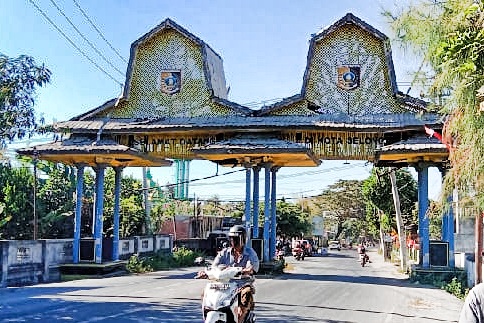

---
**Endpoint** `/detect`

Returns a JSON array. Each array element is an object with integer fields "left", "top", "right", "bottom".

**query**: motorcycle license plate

[{"left": 209, "top": 283, "right": 230, "bottom": 290}]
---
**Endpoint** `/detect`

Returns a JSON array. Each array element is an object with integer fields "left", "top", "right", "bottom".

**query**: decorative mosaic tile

[
  {"left": 305, "top": 24, "right": 403, "bottom": 115},
  {"left": 109, "top": 29, "right": 233, "bottom": 119}
]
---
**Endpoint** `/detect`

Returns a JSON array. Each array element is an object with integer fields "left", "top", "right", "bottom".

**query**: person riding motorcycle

[
  {"left": 357, "top": 243, "right": 370, "bottom": 263},
  {"left": 198, "top": 225, "right": 260, "bottom": 322}
]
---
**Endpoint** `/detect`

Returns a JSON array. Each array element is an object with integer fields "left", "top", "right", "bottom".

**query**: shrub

[
  {"left": 126, "top": 254, "right": 153, "bottom": 273},
  {"left": 126, "top": 248, "right": 205, "bottom": 273},
  {"left": 172, "top": 247, "right": 203, "bottom": 267},
  {"left": 444, "top": 277, "right": 468, "bottom": 300}
]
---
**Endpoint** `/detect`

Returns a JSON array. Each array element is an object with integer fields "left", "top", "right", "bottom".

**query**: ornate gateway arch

[{"left": 19, "top": 13, "right": 449, "bottom": 266}]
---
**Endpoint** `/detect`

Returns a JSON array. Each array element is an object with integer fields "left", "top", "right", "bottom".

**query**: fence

[{"left": 0, "top": 234, "right": 173, "bottom": 287}]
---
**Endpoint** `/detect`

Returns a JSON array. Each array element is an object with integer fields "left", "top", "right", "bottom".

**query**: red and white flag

[
  {"left": 424, "top": 125, "right": 443, "bottom": 141},
  {"left": 424, "top": 125, "right": 449, "bottom": 150}
]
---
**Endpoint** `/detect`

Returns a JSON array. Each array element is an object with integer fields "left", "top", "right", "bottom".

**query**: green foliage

[
  {"left": 444, "top": 277, "right": 468, "bottom": 299},
  {"left": 145, "top": 251, "right": 178, "bottom": 270},
  {"left": 126, "top": 248, "right": 204, "bottom": 274},
  {"left": 427, "top": 200, "right": 443, "bottom": 239},
  {"left": 0, "top": 161, "right": 79, "bottom": 239},
  {"left": 172, "top": 246, "right": 201, "bottom": 267},
  {"left": 0, "top": 161, "right": 153, "bottom": 240},
  {"left": 384, "top": 1, "right": 484, "bottom": 209},
  {"left": 362, "top": 168, "right": 418, "bottom": 232},
  {"left": 37, "top": 164, "right": 76, "bottom": 238},
  {"left": 39, "top": 211, "right": 74, "bottom": 239},
  {"left": 410, "top": 267, "right": 467, "bottom": 299},
  {"left": 94, "top": 169, "right": 146, "bottom": 238},
  {"left": 0, "top": 163, "right": 34, "bottom": 239},
  {"left": 0, "top": 54, "right": 51, "bottom": 147},
  {"left": 340, "top": 218, "right": 366, "bottom": 243},
  {"left": 276, "top": 199, "right": 311, "bottom": 238},
  {"left": 307, "top": 179, "right": 367, "bottom": 240},
  {"left": 126, "top": 254, "right": 153, "bottom": 273}
]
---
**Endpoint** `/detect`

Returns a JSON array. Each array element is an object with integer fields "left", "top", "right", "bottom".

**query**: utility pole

[
  {"left": 142, "top": 167, "right": 152, "bottom": 234},
  {"left": 33, "top": 156, "right": 38, "bottom": 240},
  {"left": 389, "top": 168, "right": 408, "bottom": 272},
  {"left": 193, "top": 193, "right": 198, "bottom": 238},
  {"left": 476, "top": 211, "right": 483, "bottom": 285}
]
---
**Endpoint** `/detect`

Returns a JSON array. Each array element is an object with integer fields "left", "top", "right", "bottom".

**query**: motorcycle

[
  {"left": 275, "top": 248, "right": 285, "bottom": 261},
  {"left": 359, "top": 253, "right": 369, "bottom": 267},
  {"left": 198, "top": 266, "right": 256, "bottom": 323},
  {"left": 292, "top": 247, "right": 305, "bottom": 261}
]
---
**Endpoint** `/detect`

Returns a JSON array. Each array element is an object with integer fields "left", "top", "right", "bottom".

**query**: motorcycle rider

[
  {"left": 199, "top": 224, "right": 260, "bottom": 322},
  {"left": 357, "top": 243, "right": 370, "bottom": 263}
]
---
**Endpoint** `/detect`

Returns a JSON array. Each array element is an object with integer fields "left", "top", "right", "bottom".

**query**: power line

[
  {"left": 190, "top": 163, "right": 368, "bottom": 187},
  {"left": 27, "top": 0, "right": 123, "bottom": 86},
  {"left": 48, "top": 0, "right": 125, "bottom": 77},
  {"left": 72, "top": 0, "right": 128, "bottom": 64},
  {"left": 140, "top": 168, "right": 246, "bottom": 193}
]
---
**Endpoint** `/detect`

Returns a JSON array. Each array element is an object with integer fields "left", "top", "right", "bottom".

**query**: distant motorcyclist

[
  {"left": 357, "top": 243, "right": 370, "bottom": 263},
  {"left": 198, "top": 225, "right": 259, "bottom": 322}
]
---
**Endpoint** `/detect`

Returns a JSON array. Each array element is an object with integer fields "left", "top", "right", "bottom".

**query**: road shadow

[
  {"left": 162, "top": 297, "right": 360, "bottom": 323},
  {"left": 275, "top": 271, "right": 435, "bottom": 289},
  {"left": 0, "top": 285, "right": 98, "bottom": 298},
  {"left": 256, "top": 300, "right": 453, "bottom": 322},
  {"left": 287, "top": 253, "right": 353, "bottom": 262},
  {"left": 154, "top": 271, "right": 198, "bottom": 280},
  {"left": 0, "top": 296, "right": 203, "bottom": 322}
]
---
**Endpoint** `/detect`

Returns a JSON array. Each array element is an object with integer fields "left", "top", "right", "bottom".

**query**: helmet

[
  {"left": 228, "top": 225, "right": 247, "bottom": 246},
  {"left": 228, "top": 225, "right": 246, "bottom": 238}
]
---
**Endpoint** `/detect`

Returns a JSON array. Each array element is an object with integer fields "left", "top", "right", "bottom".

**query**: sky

[{"left": 1, "top": 0, "right": 443, "bottom": 202}]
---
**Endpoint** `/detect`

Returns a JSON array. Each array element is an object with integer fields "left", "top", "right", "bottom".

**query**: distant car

[{"left": 328, "top": 240, "right": 341, "bottom": 251}]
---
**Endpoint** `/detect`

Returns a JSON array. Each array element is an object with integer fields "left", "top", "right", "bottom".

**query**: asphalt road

[{"left": 0, "top": 248, "right": 464, "bottom": 323}]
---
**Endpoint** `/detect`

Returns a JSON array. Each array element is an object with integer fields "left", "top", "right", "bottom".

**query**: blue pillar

[
  {"left": 269, "top": 167, "right": 278, "bottom": 261},
  {"left": 180, "top": 159, "right": 186, "bottom": 199},
  {"left": 263, "top": 164, "right": 271, "bottom": 262},
  {"left": 447, "top": 194, "right": 455, "bottom": 267},
  {"left": 244, "top": 168, "right": 252, "bottom": 246},
  {"left": 184, "top": 160, "right": 190, "bottom": 198},
  {"left": 174, "top": 160, "right": 180, "bottom": 199},
  {"left": 441, "top": 211, "right": 448, "bottom": 242},
  {"left": 252, "top": 166, "right": 260, "bottom": 239},
  {"left": 417, "top": 164, "right": 430, "bottom": 268},
  {"left": 439, "top": 167, "right": 455, "bottom": 268},
  {"left": 73, "top": 164, "right": 85, "bottom": 264},
  {"left": 94, "top": 164, "right": 106, "bottom": 264},
  {"left": 112, "top": 167, "right": 123, "bottom": 261}
]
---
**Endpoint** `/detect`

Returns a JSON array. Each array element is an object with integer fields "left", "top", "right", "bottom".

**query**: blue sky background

[{"left": 1, "top": 0, "right": 442, "bottom": 201}]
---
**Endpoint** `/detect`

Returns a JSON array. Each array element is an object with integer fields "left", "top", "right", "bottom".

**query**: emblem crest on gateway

[
  {"left": 336, "top": 66, "right": 360, "bottom": 90},
  {"left": 160, "top": 71, "right": 181, "bottom": 94}
]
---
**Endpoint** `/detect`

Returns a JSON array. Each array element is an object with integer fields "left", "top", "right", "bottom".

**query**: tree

[
  {"left": 103, "top": 169, "right": 145, "bottom": 238},
  {"left": 427, "top": 200, "right": 444, "bottom": 240},
  {"left": 309, "top": 180, "right": 367, "bottom": 240},
  {"left": 36, "top": 164, "right": 76, "bottom": 238},
  {"left": 0, "top": 163, "right": 34, "bottom": 239},
  {"left": 362, "top": 168, "right": 418, "bottom": 233},
  {"left": 276, "top": 199, "right": 312, "bottom": 238},
  {"left": 0, "top": 54, "right": 51, "bottom": 149},
  {"left": 383, "top": 1, "right": 484, "bottom": 208}
]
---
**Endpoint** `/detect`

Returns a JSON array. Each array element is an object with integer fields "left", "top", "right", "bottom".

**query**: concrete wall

[
  {"left": 455, "top": 217, "right": 475, "bottom": 254},
  {"left": 42, "top": 239, "right": 73, "bottom": 283},
  {"left": 4, "top": 240, "right": 44, "bottom": 287},
  {"left": 119, "top": 238, "right": 135, "bottom": 259},
  {"left": 0, "top": 234, "right": 173, "bottom": 288}
]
